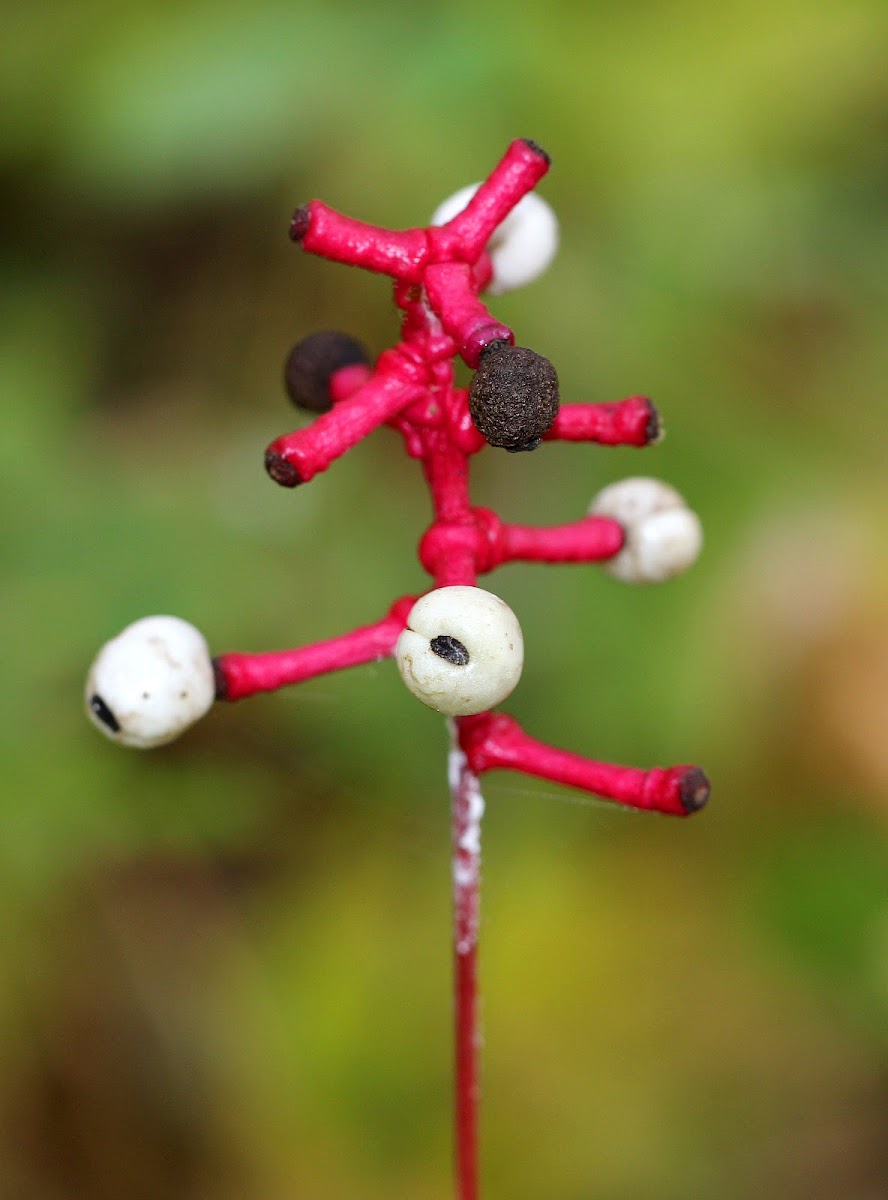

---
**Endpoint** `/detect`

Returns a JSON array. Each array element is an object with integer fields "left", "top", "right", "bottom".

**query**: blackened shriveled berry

[
  {"left": 284, "top": 330, "right": 370, "bottom": 413},
  {"left": 469, "top": 343, "right": 559, "bottom": 451}
]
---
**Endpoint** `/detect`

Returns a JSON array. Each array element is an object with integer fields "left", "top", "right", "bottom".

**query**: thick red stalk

[
  {"left": 459, "top": 713, "right": 710, "bottom": 816},
  {"left": 545, "top": 396, "right": 660, "bottom": 446},
  {"left": 423, "top": 262, "right": 514, "bottom": 369},
  {"left": 293, "top": 201, "right": 429, "bottom": 281},
  {"left": 215, "top": 600, "right": 412, "bottom": 701},
  {"left": 419, "top": 508, "right": 624, "bottom": 577},
  {"left": 266, "top": 368, "right": 423, "bottom": 484},
  {"left": 498, "top": 514, "right": 624, "bottom": 565},
  {"left": 435, "top": 138, "right": 551, "bottom": 263}
]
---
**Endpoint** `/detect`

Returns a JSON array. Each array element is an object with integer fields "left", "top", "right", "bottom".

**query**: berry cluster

[{"left": 86, "top": 138, "right": 709, "bottom": 818}]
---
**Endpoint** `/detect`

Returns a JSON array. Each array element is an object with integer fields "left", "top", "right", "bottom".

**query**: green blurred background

[{"left": 2, "top": 0, "right": 887, "bottom": 1196}]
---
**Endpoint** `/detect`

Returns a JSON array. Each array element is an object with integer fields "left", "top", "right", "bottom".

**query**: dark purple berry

[{"left": 284, "top": 330, "right": 370, "bottom": 413}]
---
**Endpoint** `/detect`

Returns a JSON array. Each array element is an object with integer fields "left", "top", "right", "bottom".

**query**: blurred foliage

[{"left": 2, "top": 0, "right": 888, "bottom": 1196}]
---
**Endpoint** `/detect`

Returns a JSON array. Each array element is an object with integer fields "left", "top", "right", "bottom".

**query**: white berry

[
  {"left": 589, "top": 477, "right": 703, "bottom": 584},
  {"left": 396, "top": 586, "right": 524, "bottom": 716},
  {"left": 430, "top": 184, "right": 558, "bottom": 295},
  {"left": 85, "top": 615, "right": 216, "bottom": 748}
]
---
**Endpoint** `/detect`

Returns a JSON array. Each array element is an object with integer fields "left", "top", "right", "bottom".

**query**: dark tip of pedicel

[
  {"left": 89, "top": 694, "right": 120, "bottom": 733},
  {"left": 211, "top": 658, "right": 228, "bottom": 701},
  {"left": 289, "top": 205, "right": 311, "bottom": 242},
  {"left": 284, "top": 330, "right": 370, "bottom": 412},
  {"left": 469, "top": 343, "right": 559, "bottom": 451},
  {"left": 479, "top": 338, "right": 511, "bottom": 360},
  {"left": 521, "top": 138, "right": 551, "bottom": 165},
  {"left": 679, "top": 768, "right": 711, "bottom": 814},
  {"left": 644, "top": 401, "right": 662, "bottom": 444},
  {"left": 430, "top": 635, "right": 470, "bottom": 666},
  {"left": 264, "top": 450, "right": 302, "bottom": 487}
]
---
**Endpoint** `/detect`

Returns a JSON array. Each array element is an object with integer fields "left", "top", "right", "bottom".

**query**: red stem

[
  {"left": 215, "top": 599, "right": 413, "bottom": 700},
  {"left": 544, "top": 397, "right": 659, "bottom": 447},
  {"left": 434, "top": 138, "right": 551, "bottom": 263},
  {"left": 423, "top": 262, "right": 514, "bottom": 369},
  {"left": 499, "top": 514, "right": 624, "bottom": 565},
  {"left": 450, "top": 721, "right": 484, "bottom": 1200},
  {"left": 460, "top": 713, "right": 710, "bottom": 816},
  {"left": 266, "top": 367, "right": 422, "bottom": 485},
  {"left": 294, "top": 200, "right": 429, "bottom": 281}
]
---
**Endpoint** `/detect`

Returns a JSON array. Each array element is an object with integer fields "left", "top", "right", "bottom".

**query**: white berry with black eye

[
  {"left": 430, "top": 184, "right": 559, "bottom": 295},
  {"left": 396, "top": 587, "right": 524, "bottom": 716},
  {"left": 590, "top": 477, "right": 703, "bottom": 584},
  {"left": 85, "top": 615, "right": 216, "bottom": 748}
]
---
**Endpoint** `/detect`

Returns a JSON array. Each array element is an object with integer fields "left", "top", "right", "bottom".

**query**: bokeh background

[{"left": 2, "top": 1, "right": 887, "bottom": 1196}]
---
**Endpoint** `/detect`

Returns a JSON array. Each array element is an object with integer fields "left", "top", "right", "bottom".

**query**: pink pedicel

[{"left": 216, "top": 136, "right": 709, "bottom": 819}]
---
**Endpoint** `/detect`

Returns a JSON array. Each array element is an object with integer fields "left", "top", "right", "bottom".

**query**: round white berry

[
  {"left": 396, "top": 586, "right": 524, "bottom": 716},
  {"left": 589, "top": 477, "right": 703, "bottom": 584},
  {"left": 430, "top": 184, "right": 558, "bottom": 295},
  {"left": 85, "top": 615, "right": 215, "bottom": 748}
]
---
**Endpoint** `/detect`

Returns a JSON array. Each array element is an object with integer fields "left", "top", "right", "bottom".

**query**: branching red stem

[
  {"left": 215, "top": 599, "right": 413, "bottom": 700},
  {"left": 459, "top": 713, "right": 711, "bottom": 816},
  {"left": 213, "top": 138, "right": 710, "bottom": 1200}
]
